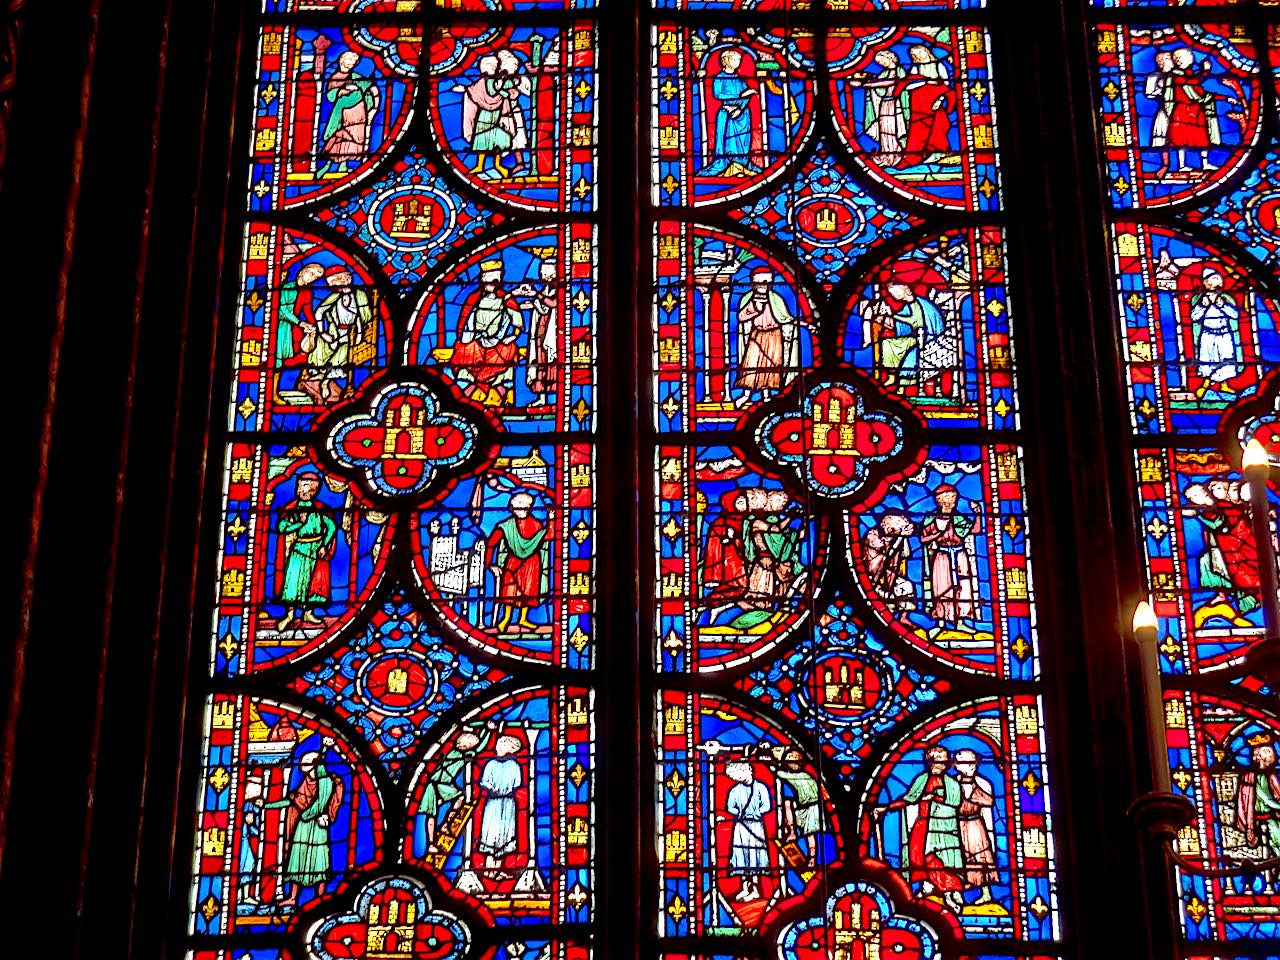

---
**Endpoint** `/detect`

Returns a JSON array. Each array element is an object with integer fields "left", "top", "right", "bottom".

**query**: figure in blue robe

[{"left": 701, "top": 49, "right": 760, "bottom": 176}]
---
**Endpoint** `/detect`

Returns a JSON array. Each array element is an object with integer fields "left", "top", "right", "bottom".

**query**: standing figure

[
  {"left": 1190, "top": 268, "right": 1241, "bottom": 397},
  {"left": 276, "top": 472, "right": 338, "bottom": 632},
  {"left": 319, "top": 50, "right": 378, "bottom": 173},
  {"left": 953, "top": 749, "right": 998, "bottom": 905},
  {"left": 857, "top": 49, "right": 909, "bottom": 165},
  {"left": 415, "top": 723, "right": 495, "bottom": 856},
  {"left": 862, "top": 511, "right": 918, "bottom": 620},
  {"left": 744, "top": 491, "right": 802, "bottom": 611},
  {"left": 487, "top": 492, "right": 548, "bottom": 633},
  {"left": 1167, "top": 47, "right": 1221, "bottom": 173},
  {"left": 455, "top": 259, "right": 524, "bottom": 407},
  {"left": 919, "top": 484, "right": 978, "bottom": 631},
  {"left": 277, "top": 262, "right": 325, "bottom": 367},
  {"left": 1145, "top": 51, "right": 1176, "bottom": 178},
  {"left": 724, "top": 759, "right": 772, "bottom": 902},
  {"left": 264, "top": 750, "right": 344, "bottom": 908},
  {"left": 874, "top": 744, "right": 964, "bottom": 910},
  {"left": 477, "top": 734, "right": 525, "bottom": 874},
  {"left": 901, "top": 45, "right": 954, "bottom": 164},
  {"left": 457, "top": 54, "right": 517, "bottom": 177},
  {"left": 1235, "top": 737, "right": 1280, "bottom": 865},
  {"left": 300, "top": 266, "right": 372, "bottom": 404},
  {"left": 774, "top": 749, "right": 822, "bottom": 868},
  {"left": 735, "top": 268, "right": 799, "bottom": 405},
  {"left": 238, "top": 772, "right": 266, "bottom": 906},
  {"left": 496, "top": 49, "right": 532, "bottom": 176},
  {"left": 701, "top": 49, "right": 760, "bottom": 176},
  {"left": 516, "top": 261, "right": 561, "bottom": 405}
]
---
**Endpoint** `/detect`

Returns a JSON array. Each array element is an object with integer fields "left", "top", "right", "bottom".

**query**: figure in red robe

[
  {"left": 701, "top": 492, "right": 749, "bottom": 602},
  {"left": 898, "top": 45, "right": 955, "bottom": 163},
  {"left": 1166, "top": 47, "right": 1221, "bottom": 172},
  {"left": 487, "top": 492, "right": 548, "bottom": 633}
]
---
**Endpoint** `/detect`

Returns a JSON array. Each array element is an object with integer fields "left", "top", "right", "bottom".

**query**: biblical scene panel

[
  {"left": 842, "top": 228, "right": 1017, "bottom": 431},
  {"left": 652, "top": 222, "right": 820, "bottom": 434},
  {"left": 251, "top": 23, "right": 420, "bottom": 212},
  {"left": 212, "top": 443, "right": 394, "bottom": 676},
  {"left": 231, "top": 224, "right": 393, "bottom": 434},
  {"left": 411, "top": 443, "right": 596, "bottom": 669},
  {"left": 404, "top": 687, "right": 595, "bottom": 926},
  {"left": 1136, "top": 445, "right": 1278, "bottom": 674},
  {"left": 290, "top": 593, "right": 509, "bottom": 780},
  {"left": 651, "top": 26, "right": 816, "bottom": 207},
  {"left": 191, "top": 695, "right": 385, "bottom": 936},
  {"left": 655, "top": 444, "right": 826, "bottom": 673},
  {"left": 1111, "top": 223, "right": 1280, "bottom": 435},
  {"left": 428, "top": 24, "right": 598, "bottom": 213},
  {"left": 655, "top": 690, "right": 843, "bottom": 937},
  {"left": 858, "top": 697, "right": 1059, "bottom": 942},
  {"left": 847, "top": 445, "right": 1039, "bottom": 680},
  {"left": 1161, "top": 686, "right": 1280, "bottom": 942},
  {"left": 408, "top": 224, "right": 597, "bottom": 433},
  {"left": 828, "top": 25, "right": 1000, "bottom": 211},
  {"left": 1095, "top": 23, "right": 1261, "bottom": 209}
]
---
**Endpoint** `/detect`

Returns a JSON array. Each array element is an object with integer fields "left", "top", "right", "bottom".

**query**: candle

[
  {"left": 1132, "top": 601, "right": 1170, "bottom": 795},
  {"left": 1243, "top": 438, "right": 1280, "bottom": 640}
]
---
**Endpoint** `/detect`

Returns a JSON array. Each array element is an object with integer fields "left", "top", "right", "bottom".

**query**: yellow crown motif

[
  {"left": 480, "top": 259, "right": 504, "bottom": 273},
  {"left": 1249, "top": 732, "right": 1273, "bottom": 747}
]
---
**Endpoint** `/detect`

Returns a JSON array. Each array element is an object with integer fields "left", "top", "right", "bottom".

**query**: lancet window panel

[
  {"left": 187, "top": 4, "right": 602, "bottom": 958},
  {"left": 645, "top": 6, "right": 1062, "bottom": 959},
  {"left": 1090, "top": 3, "right": 1280, "bottom": 952}
]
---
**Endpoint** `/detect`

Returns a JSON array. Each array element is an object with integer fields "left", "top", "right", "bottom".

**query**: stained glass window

[
  {"left": 1090, "top": 2, "right": 1280, "bottom": 951},
  {"left": 185, "top": 3, "right": 1066, "bottom": 959}
]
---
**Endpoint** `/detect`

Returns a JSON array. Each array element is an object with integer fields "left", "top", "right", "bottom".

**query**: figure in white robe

[
  {"left": 477, "top": 734, "right": 524, "bottom": 871},
  {"left": 1191, "top": 268, "right": 1241, "bottom": 395},
  {"left": 724, "top": 760, "right": 772, "bottom": 902}
]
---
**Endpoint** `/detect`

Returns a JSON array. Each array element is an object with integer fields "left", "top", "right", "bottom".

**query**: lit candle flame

[
  {"left": 1132, "top": 600, "right": 1158, "bottom": 636},
  {"left": 1243, "top": 437, "right": 1271, "bottom": 472}
]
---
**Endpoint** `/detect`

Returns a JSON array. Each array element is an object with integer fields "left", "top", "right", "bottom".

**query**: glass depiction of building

[{"left": 7, "top": 2, "right": 1280, "bottom": 960}]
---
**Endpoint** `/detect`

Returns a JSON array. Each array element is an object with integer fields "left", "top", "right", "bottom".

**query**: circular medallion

[
  {"left": 369, "top": 185, "right": 458, "bottom": 253},
  {"left": 358, "top": 650, "right": 438, "bottom": 715},
  {"left": 801, "top": 651, "right": 885, "bottom": 721},
  {"left": 793, "top": 196, "right": 867, "bottom": 247}
]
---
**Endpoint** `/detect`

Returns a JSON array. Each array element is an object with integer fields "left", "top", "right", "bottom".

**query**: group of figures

[
  {"left": 859, "top": 485, "right": 981, "bottom": 635},
  {"left": 871, "top": 744, "right": 999, "bottom": 911}
]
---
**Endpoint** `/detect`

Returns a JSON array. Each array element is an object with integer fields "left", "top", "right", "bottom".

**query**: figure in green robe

[
  {"left": 264, "top": 751, "right": 344, "bottom": 907},
  {"left": 1236, "top": 740, "right": 1280, "bottom": 859},
  {"left": 776, "top": 749, "right": 822, "bottom": 867},
  {"left": 876, "top": 745, "right": 965, "bottom": 910},
  {"left": 416, "top": 724, "right": 494, "bottom": 854},
  {"left": 318, "top": 50, "right": 378, "bottom": 173},
  {"left": 276, "top": 472, "right": 337, "bottom": 631},
  {"left": 277, "top": 262, "right": 325, "bottom": 366}
]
